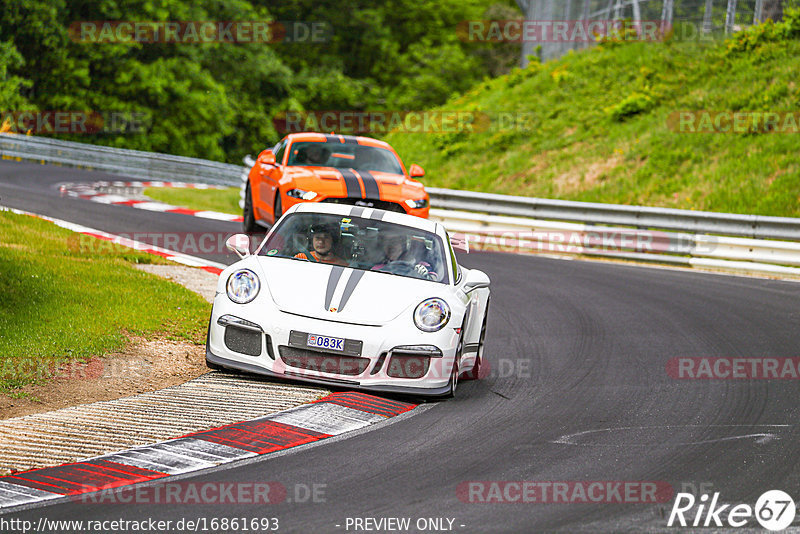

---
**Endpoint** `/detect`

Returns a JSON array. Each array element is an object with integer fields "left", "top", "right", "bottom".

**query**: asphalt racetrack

[{"left": 2, "top": 160, "right": 799, "bottom": 533}]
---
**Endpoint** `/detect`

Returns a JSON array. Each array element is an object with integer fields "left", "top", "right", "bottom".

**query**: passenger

[
  {"left": 372, "top": 231, "right": 437, "bottom": 280},
  {"left": 304, "top": 144, "right": 330, "bottom": 165}
]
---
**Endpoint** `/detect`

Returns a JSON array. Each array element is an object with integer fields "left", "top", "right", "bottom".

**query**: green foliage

[
  {"left": 605, "top": 91, "right": 655, "bottom": 121},
  {"left": 0, "top": 41, "right": 30, "bottom": 110},
  {"left": 0, "top": 0, "right": 505, "bottom": 162},
  {"left": 386, "top": 19, "right": 800, "bottom": 218},
  {"left": 725, "top": 7, "right": 800, "bottom": 54}
]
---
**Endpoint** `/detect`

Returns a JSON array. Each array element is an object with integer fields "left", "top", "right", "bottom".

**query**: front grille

[
  {"left": 224, "top": 327, "right": 262, "bottom": 357},
  {"left": 386, "top": 355, "right": 431, "bottom": 379},
  {"left": 278, "top": 346, "right": 370, "bottom": 376},
  {"left": 324, "top": 197, "right": 406, "bottom": 213}
]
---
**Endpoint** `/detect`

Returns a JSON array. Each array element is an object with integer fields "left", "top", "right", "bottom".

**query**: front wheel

[
  {"left": 470, "top": 296, "right": 490, "bottom": 380},
  {"left": 242, "top": 182, "right": 257, "bottom": 233},
  {"left": 443, "top": 336, "right": 462, "bottom": 398},
  {"left": 273, "top": 191, "right": 283, "bottom": 223}
]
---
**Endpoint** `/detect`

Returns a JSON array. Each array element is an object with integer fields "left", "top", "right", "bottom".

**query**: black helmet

[{"left": 309, "top": 223, "right": 339, "bottom": 241}]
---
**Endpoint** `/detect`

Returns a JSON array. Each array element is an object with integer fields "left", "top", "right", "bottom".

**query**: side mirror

[
  {"left": 226, "top": 234, "right": 251, "bottom": 258},
  {"left": 408, "top": 164, "right": 425, "bottom": 178},
  {"left": 258, "top": 149, "right": 276, "bottom": 165},
  {"left": 462, "top": 269, "right": 490, "bottom": 293}
]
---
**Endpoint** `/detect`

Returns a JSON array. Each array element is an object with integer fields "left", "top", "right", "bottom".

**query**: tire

[
  {"left": 242, "top": 182, "right": 258, "bottom": 234},
  {"left": 443, "top": 336, "right": 462, "bottom": 398},
  {"left": 273, "top": 191, "right": 283, "bottom": 223},
  {"left": 472, "top": 296, "right": 490, "bottom": 380}
]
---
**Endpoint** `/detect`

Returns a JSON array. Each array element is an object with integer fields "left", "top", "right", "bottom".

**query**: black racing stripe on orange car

[
  {"left": 324, "top": 134, "right": 342, "bottom": 144},
  {"left": 341, "top": 135, "right": 358, "bottom": 144},
  {"left": 337, "top": 270, "right": 366, "bottom": 313},
  {"left": 337, "top": 168, "right": 363, "bottom": 199},
  {"left": 358, "top": 169, "right": 381, "bottom": 199},
  {"left": 325, "top": 265, "right": 346, "bottom": 311}
]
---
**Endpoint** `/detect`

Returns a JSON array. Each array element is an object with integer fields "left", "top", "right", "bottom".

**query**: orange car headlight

[
  {"left": 405, "top": 198, "right": 429, "bottom": 210},
  {"left": 287, "top": 188, "right": 318, "bottom": 200}
]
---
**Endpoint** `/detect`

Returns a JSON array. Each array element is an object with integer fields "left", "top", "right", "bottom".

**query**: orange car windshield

[{"left": 287, "top": 141, "right": 403, "bottom": 174}]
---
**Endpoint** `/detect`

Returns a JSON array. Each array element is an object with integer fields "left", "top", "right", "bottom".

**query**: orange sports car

[{"left": 242, "top": 132, "right": 429, "bottom": 232}]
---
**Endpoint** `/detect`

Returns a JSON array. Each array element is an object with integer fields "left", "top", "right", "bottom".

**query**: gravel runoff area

[{"left": 0, "top": 264, "right": 329, "bottom": 474}]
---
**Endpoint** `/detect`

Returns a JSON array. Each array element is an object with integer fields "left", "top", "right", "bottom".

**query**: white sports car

[{"left": 206, "top": 202, "right": 491, "bottom": 397}]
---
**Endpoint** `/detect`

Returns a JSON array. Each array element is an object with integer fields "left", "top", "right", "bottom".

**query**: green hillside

[{"left": 387, "top": 12, "right": 800, "bottom": 217}]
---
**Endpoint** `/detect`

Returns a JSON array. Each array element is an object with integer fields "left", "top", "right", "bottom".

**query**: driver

[
  {"left": 372, "top": 231, "right": 437, "bottom": 280},
  {"left": 294, "top": 224, "right": 347, "bottom": 265},
  {"left": 304, "top": 143, "right": 329, "bottom": 165}
]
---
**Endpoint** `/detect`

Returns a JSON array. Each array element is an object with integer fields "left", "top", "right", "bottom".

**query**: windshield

[
  {"left": 259, "top": 212, "right": 448, "bottom": 284},
  {"left": 287, "top": 141, "right": 404, "bottom": 174}
]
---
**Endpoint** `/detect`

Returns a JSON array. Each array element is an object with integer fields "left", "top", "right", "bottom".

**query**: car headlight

[
  {"left": 405, "top": 198, "right": 429, "bottom": 210},
  {"left": 226, "top": 269, "right": 260, "bottom": 304},
  {"left": 413, "top": 298, "right": 450, "bottom": 332},
  {"left": 287, "top": 188, "right": 318, "bottom": 200}
]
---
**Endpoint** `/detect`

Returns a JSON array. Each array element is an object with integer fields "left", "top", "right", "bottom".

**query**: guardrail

[
  {"left": 3, "top": 135, "right": 800, "bottom": 277},
  {"left": 425, "top": 188, "right": 800, "bottom": 242},
  {"left": 0, "top": 133, "right": 242, "bottom": 186},
  {"left": 430, "top": 209, "right": 800, "bottom": 277}
]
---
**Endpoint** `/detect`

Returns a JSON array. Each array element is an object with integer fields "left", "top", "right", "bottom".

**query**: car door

[{"left": 256, "top": 139, "right": 286, "bottom": 220}]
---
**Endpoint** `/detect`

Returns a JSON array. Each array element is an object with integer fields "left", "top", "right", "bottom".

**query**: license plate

[{"left": 307, "top": 334, "right": 345, "bottom": 351}]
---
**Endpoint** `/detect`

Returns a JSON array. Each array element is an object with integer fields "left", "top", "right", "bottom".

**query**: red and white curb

[
  {"left": 1, "top": 206, "right": 226, "bottom": 275},
  {"left": 0, "top": 392, "right": 416, "bottom": 509},
  {"left": 59, "top": 181, "right": 243, "bottom": 223}
]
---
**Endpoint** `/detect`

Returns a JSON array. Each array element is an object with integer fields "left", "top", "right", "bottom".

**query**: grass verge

[
  {"left": 0, "top": 210, "right": 211, "bottom": 393},
  {"left": 385, "top": 15, "right": 800, "bottom": 218},
  {"left": 145, "top": 186, "right": 240, "bottom": 215}
]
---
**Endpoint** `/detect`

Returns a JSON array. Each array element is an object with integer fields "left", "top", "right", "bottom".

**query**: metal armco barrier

[
  {"left": 425, "top": 188, "right": 800, "bottom": 242},
  {"left": 3, "top": 135, "right": 800, "bottom": 277},
  {"left": 0, "top": 133, "right": 242, "bottom": 186},
  {"left": 430, "top": 209, "right": 800, "bottom": 277}
]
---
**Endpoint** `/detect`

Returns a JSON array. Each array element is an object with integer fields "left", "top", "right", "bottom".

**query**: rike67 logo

[{"left": 668, "top": 490, "right": 796, "bottom": 531}]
